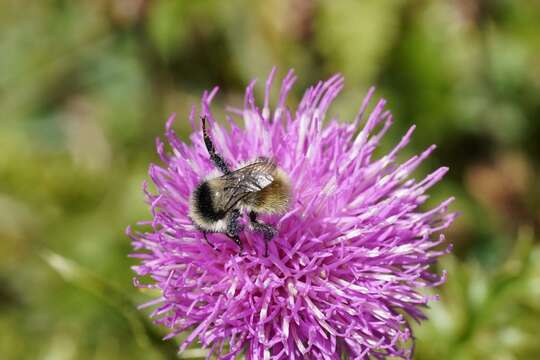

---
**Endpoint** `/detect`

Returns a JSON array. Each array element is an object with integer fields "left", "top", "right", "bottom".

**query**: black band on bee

[{"left": 194, "top": 182, "right": 226, "bottom": 221}]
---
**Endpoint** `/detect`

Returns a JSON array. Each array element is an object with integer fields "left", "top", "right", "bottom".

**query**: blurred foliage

[{"left": 1, "top": 0, "right": 539, "bottom": 359}]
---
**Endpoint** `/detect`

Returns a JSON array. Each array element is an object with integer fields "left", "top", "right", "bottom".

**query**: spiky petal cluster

[{"left": 128, "top": 69, "right": 455, "bottom": 359}]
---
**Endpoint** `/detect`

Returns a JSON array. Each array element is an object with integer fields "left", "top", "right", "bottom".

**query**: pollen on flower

[{"left": 128, "top": 68, "right": 455, "bottom": 359}]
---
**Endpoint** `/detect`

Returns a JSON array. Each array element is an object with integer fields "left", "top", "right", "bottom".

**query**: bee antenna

[{"left": 201, "top": 116, "right": 231, "bottom": 175}]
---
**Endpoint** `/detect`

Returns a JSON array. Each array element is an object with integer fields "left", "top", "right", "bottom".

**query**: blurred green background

[{"left": 1, "top": 1, "right": 540, "bottom": 359}]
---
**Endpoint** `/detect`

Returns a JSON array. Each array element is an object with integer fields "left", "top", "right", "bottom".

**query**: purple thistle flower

[{"left": 128, "top": 69, "right": 455, "bottom": 359}]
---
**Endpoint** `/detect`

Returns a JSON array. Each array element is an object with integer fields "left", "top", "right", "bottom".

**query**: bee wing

[{"left": 217, "top": 159, "right": 276, "bottom": 212}]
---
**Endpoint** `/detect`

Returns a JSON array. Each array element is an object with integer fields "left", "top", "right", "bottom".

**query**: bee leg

[
  {"left": 202, "top": 231, "right": 220, "bottom": 252},
  {"left": 228, "top": 234, "right": 243, "bottom": 253},
  {"left": 249, "top": 211, "right": 277, "bottom": 257},
  {"left": 201, "top": 116, "right": 231, "bottom": 175},
  {"left": 226, "top": 209, "right": 243, "bottom": 253}
]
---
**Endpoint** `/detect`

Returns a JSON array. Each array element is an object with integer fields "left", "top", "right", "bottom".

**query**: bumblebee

[{"left": 189, "top": 117, "right": 290, "bottom": 256}]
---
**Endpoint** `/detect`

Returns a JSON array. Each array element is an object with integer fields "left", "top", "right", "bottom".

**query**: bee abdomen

[
  {"left": 192, "top": 181, "right": 225, "bottom": 222},
  {"left": 250, "top": 169, "right": 290, "bottom": 214}
]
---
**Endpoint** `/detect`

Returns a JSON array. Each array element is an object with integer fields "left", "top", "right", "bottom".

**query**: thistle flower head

[{"left": 129, "top": 69, "right": 455, "bottom": 359}]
